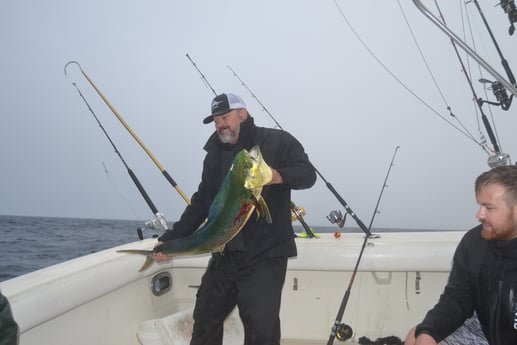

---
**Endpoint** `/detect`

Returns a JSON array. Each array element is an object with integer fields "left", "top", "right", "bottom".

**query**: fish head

[{"left": 244, "top": 146, "right": 272, "bottom": 190}]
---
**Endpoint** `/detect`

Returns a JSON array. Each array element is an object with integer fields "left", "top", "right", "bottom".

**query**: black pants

[{"left": 190, "top": 253, "right": 288, "bottom": 345}]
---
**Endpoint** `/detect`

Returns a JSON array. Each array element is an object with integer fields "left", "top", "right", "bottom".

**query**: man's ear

[{"left": 239, "top": 109, "right": 248, "bottom": 121}]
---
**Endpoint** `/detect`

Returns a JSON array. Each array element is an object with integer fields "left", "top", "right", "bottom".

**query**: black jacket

[
  {"left": 415, "top": 225, "right": 517, "bottom": 345},
  {"left": 158, "top": 116, "right": 316, "bottom": 261}
]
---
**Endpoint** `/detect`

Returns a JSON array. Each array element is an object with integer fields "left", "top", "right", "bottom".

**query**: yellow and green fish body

[{"left": 118, "top": 146, "right": 272, "bottom": 271}]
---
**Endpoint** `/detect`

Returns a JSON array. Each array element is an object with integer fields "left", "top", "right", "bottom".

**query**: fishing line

[
  {"left": 472, "top": 0, "right": 516, "bottom": 88},
  {"left": 412, "top": 0, "right": 517, "bottom": 97},
  {"left": 185, "top": 54, "right": 319, "bottom": 237},
  {"left": 225, "top": 58, "right": 402, "bottom": 344},
  {"left": 333, "top": 0, "right": 483, "bottom": 149},
  {"left": 461, "top": 0, "right": 506, "bottom": 155},
  {"left": 429, "top": 0, "right": 514, "bottom": 167},
  {"left": 102, "top": 161, "right": 142, "bottom": 219},
  {"left": 64, "top": 65, "right": 167, "bottom": 230},
  {"left": 226, "top": 65, "right": 373, "bottom": 238},
  {"left": 326, "top": 146, "right": 399, "bottom": 345},
  {"left": 398, "top": 0, "right": 450, "bottom": 111},
  {"left": 227, "top": 66, "right": 283, "bottom": 130},
  {"left": 469, "top": 0, "right": 515, "bottom": 115},
  {"left": 429, "top": 0, "right": 504, "bottom": 156},
  {"left": 397, "top": 0, "right": 481, "bottom": 148},
  {"left": 461, "top": 1, "right": 492, "bottom": 137},
  {"left": 186, "top": 53, "right": 217, "bottom": 97},
  {"left": 412, "top": 0, "right": 517, "bottom": 167},
  {"left": 64, "top": 61, "right": 191, "bottom": 206},
  {"left": 224, "top": 66, "right": 402, "bottom": 343}
]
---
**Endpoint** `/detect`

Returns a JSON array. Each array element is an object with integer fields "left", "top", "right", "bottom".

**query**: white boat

[
  {"left": 2, "top": 1, "right": 515, "bottom": 344},
  {"left": 0, "top": 230, "right": 463, "bottom": 345}
]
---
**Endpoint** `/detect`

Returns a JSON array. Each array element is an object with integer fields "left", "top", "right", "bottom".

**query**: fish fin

[
  {"left": 117, "top": 249, "right": 156, "bottom": 272},
  {"left": 117, "top": 249, "right": 153, "bottom": 255},
  {"left": 213, "top": 244, "right": 225, "bottom": 253},
  {"left": 253, "top": 195, "right": 272, "bottom": 224},
  {"left": 138, "top": 255, "right": 155, "bottom": 272}
]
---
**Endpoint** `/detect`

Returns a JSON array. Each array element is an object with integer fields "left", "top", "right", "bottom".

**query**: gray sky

[{"left": 1, "top": 1, "right": 516, "bottom": 230}]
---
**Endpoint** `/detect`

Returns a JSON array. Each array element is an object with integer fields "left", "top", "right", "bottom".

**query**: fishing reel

[
  {"left": 327, "top": 210, "right": 346, "bottom": 229},
  {"left": 137, "top": 212, "right": 169, "bottom": 240},
  {"left": 334, "top": 323, "right": 353, "bottom": 341},
  {"left": 499, "top": 0, "right": 517, "bottom": 35},
  {"left": 488, "top": 152, "right": 512, "bottom": 168},
  {"left": 479, "top": 78, "right": 513, "bottom": 110}
]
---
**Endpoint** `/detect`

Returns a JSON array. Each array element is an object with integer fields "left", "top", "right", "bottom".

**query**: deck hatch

[{"left": 151, "top": 271, "right": 172, "bottom": 296}]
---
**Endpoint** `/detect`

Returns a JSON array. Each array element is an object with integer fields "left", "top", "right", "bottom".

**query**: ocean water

[
  {"left": 0, "top": 215, "right": 146, "bottom": 282},
  {"left": 0, "top": 215, "right": 343, "bottom": 282},
  {"left": 0, "top": 215, "right": 416, "bottom": 282}
]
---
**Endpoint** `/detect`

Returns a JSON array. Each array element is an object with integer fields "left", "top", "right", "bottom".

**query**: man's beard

[
  {"left": 480, "top": 221, "right": 516, "bottom": 241},
  {"left": 218, "top": 127, "right": 239, "bottom": 144}
]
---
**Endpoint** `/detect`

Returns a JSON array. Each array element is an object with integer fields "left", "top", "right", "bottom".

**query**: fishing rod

[
  {"left": 64, "top": 63, "right": 168, "bottom": 232},
  {"left": 325, "top": 146, "right": 399, "bottom": 345},
  {"left": 499, "top": 0, "right": 517, "bottom": 35},
  {"left": 185, "top": 54, "right": 319, "bottom": 238},
  {"left": 224, "top": 66, "right": 401, "bottom": 343},
  {"left": 226, "top": 66, "right": 283, "bottom": 130},
  {"left": 226, "top": 65, "right": 374, "bottom": 237},
  {"left": 412, "top": 0, "right": 512, "bottom": 166},
  {"left": 367, "top": 146, "right": 399, "bottom": 230},
  {"left": 290, "top": 201, "right": 317, "bottom": 238},
  {"left": 430, "top": 2, "right": 507, "bottom": 164},
  {"left": 224, "top": 60, "right": 401, "bottom": 343},
  {"left": 470, "top": 0, "right": 515, "bottom": 111},
  {"left": 412, "top": 0, "right": 517, "bottom": 97},
  {"left": 224, "top": 64, "right": 399, "bottom": 343},
  {"left": 186, "top": 54, "right": 217, "bottom": 96},
  {"left": 64, "top": 61, "right": 191, "bottom": 206}
]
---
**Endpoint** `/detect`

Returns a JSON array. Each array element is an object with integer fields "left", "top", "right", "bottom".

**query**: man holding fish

[{"left": 154, "top": 93, "right": 316, "bottom": 345}]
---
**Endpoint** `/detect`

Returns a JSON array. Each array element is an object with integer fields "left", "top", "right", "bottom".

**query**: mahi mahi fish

[{"left": 118, "top": 145, "right": 273, "bottom": 271}]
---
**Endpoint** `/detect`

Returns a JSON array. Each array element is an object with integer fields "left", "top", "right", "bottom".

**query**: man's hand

[
  {"left": 268, "top": 168, "right": 283, "bottom": 185},
  {"left": 413, "top": 333, "right": 438, "bottom": 345},
  {"left": 153, "top": 241, "right": 172, "bottom": 263}
]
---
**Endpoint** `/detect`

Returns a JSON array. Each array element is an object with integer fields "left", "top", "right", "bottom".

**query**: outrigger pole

[
  {"left": 412, "top": 0, "right": 517, "bottom": 97},
  {"left": 64, "top": 61, "right": 191, "bottom": 206},
  {"left": 64, "top": 62, "right": 168, "bottom": 231},
  {"left": 412, "top": 0, "right": 514, "bottom": 167},
  {"left": 430, "top": 3, "right": 503, "bottom": 157}
]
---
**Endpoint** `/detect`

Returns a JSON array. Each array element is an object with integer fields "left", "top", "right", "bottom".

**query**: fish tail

[{"left": 117, "top": 249, "right": 155, "bottom": 272}]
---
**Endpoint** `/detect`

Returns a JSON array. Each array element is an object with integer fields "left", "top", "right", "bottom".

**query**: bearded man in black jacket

[
  {"left": 154, "top": 93, "right": 316, "bottom": 345},
  {"left": 405, "top": 165, "right": 517, "bottom": 345}
]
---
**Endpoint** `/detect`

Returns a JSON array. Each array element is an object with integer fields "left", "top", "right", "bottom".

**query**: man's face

[
  {"left": 213, "top": 109, "right": 244, "bottom": 144},
  {"left": 476, "top": 182, "right": 517, "bottom": 240}
]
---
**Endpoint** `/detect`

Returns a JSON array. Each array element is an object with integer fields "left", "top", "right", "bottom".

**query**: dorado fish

[{"left": 118, "top": 145, "right": 272, "bottom": 271}]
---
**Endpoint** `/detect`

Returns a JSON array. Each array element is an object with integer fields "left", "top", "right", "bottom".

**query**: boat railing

[{"left": 412, "top": 0, "right": 517, "bottom": 97}]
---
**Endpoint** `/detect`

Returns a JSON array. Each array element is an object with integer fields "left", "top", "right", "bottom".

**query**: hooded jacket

[
  {"left": 158, "top": 116, "right": 316, "bottom": 261},
  {"left": 415, "top": 225, "right": 517, "bottom": 345}
]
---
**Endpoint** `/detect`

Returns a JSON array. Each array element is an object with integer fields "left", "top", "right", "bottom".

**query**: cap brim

[
  {"left": 203, "top": 115, "right": 214, "bottom": 124},
  {"left": 202, "top": 109, "right": 231, "bottom": 124}
]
